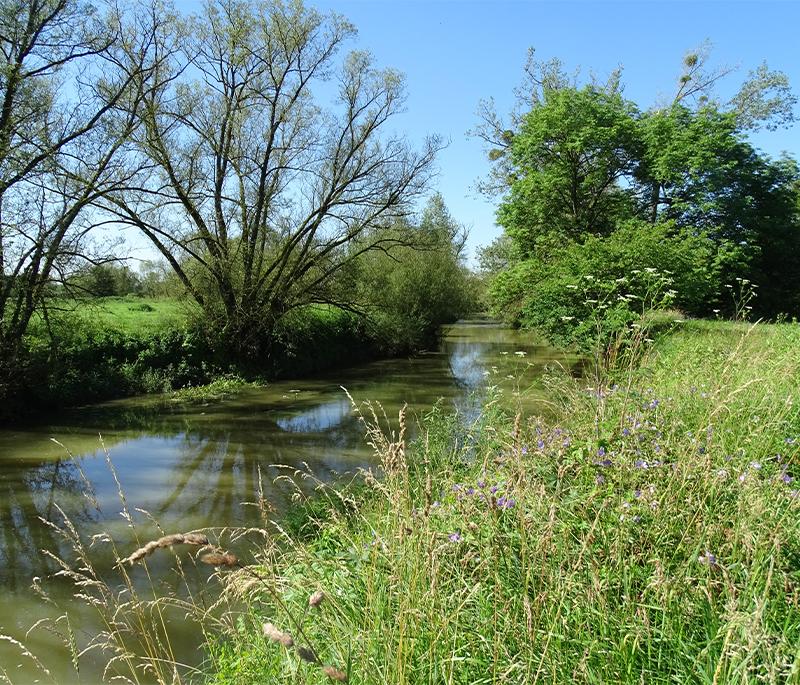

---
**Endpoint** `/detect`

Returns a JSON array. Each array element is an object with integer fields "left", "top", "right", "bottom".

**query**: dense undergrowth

[
  {"left": 0, "top": 298, "right": 431, "bottom": 421},
  {"left": 198, "top": 319, "right": 800, "bottom": 684}
]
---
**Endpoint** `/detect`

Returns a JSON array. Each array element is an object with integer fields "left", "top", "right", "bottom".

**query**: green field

[{"left": 65, "top": 296, "right": 192, "bottom": 333}]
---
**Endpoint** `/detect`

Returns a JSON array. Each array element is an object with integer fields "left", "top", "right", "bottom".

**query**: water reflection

[{"left": 0, "top": 321, "right": 575, "bottom": 682}]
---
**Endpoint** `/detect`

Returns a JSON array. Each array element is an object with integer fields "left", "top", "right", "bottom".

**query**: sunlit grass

[
  {"left": 203, "top": 319, "right": 800, "bottom": 683},
  {"left": 7, "top": 319, "right": 799, "bottom": 684}
]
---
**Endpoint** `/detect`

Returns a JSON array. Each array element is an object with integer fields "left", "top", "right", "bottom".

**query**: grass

[
  {"left": 62, "top": 296, "right": 191, "bottom": 333},
  {"left": 200, "top": 318, "right": 800, "bottom": 684},
  {"left": 7, "top": 318, "right": 800, "bottom": 684}
]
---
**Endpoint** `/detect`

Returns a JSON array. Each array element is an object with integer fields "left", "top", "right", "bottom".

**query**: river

[{"left": 0, "top": 320, "right": 572, "bottom": 683}]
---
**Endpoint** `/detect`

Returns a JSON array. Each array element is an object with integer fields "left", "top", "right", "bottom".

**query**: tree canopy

[{"left": 478, "top": 47, "right": 799, "bottom": 339}]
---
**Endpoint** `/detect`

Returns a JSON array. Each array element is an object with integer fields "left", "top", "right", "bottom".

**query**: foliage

[
  {"left": 0, "top": 0, "right": 164, "bottom": 394},
  {"left": 356, "top": 194, "right": 479, "bottom": 352},
  {"left": 195, "top": 320, "right": 800, "bottom": 684},
  {"left": 489, "top": 221, "right": 734, "bottom": 351},
  {"left": 100, "top": 0, "right": 441, "bottom": 362},
  {"left": 497, "top": 86, "right": 641, "bottom": 251},
  {"left": 480, "top": 49, "right": 800, "bottom": 337}
]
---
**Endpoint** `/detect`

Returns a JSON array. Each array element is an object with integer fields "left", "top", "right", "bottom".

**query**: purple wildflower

[
  {"left": 448, "top": 532, "right": 462, "bottom": 543},
  {"left": 597, "top": 446, "right": 606, "bottom": 457},
  {"left": 781, "top": 472, "right": 794, "bottom": 485},
  {"left": 698, "top": 550, "right": 718, "bottom": 567}
]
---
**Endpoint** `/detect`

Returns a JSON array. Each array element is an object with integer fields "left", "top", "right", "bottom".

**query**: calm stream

[{"left": 0, "top": 320, "right": 570, "bottom": 683}]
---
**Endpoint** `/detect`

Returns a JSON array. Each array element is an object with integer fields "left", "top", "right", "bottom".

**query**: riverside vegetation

[{"left": 7, "top": 315, "right": 799, "bottom": 684}]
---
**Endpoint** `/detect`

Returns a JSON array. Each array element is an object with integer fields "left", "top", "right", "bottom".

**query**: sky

[{"left": 168, "top": 0, "right": 800, "bottom": 264}]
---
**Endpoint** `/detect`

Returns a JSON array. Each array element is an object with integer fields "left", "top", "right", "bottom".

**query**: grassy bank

[
  {"left": 197, "top": 319, "right": 800, "bottom": 683},
  {"left": 2, "top": 298, "right": 391, "bottom": 420}
]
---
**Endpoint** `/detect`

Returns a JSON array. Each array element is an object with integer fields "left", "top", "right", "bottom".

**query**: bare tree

[
  {"left": 100, "top": 0, "right": 441, "bottom": 360},
  {"left": 0, "top": 0, "right": 167, "bottom": 394}
]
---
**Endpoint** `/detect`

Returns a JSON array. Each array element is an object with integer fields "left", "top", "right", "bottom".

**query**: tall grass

[
  {"left": 205, "top": 320, "right": 800, "bottom": 683},
  {"left": 5, "top": 319, "right": 799, "bottom": 683}
]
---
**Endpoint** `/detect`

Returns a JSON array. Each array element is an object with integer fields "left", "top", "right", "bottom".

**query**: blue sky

[{"left": 172, "top": 0, "right": 800, "bottom": 263}]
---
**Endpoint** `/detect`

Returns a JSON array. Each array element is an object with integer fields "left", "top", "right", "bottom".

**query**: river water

[{"left": 0, "top": 320, "right": 571, "bottom": 683}]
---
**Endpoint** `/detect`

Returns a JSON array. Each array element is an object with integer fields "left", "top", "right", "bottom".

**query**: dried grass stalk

[
  {"left": 120, "top": 532, "right": 209, "bottom": 565},
  {"left": 308, "top": 589, "right": 325, "bottom": 608}
]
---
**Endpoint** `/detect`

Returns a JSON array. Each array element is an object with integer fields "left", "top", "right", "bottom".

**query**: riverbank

[
  {"left": 203, "top": 318, "right": 800, "bottom": 683},
  {"left": 0, "top": 297, "right": 440, "bottom": 422}
]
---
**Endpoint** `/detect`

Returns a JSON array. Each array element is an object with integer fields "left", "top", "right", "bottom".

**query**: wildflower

[
  {"left": 635, "top": 459, "right": 648, "bottom": 469},
  {"left": 537, "top": 439, "right": 545, "bottom": 450},
  {"left": 595, "top": 474, "right": 605, "bottom": 485},
  {"left": 448, "top": 532, "right": 462, "bottom": 543},
  {"left": 633, "top": 489, "right": 642, "bottom": 499},
  {"left": 622, "top": 428, "right": 631, "bottom": 437},
  {"left": 477, "top": 479, "right": 486, "bottom": 489},
  {"left": 596, "top": 458, "right": 613, "bottom": 467},
  {"left": 749, "top": 461, "right": 762, "bottom": 470},
  {"left": 490, "top": 485, "right": 499, "bottom": 494},
  {"left": 496, "top": 497, "right": 516, "bottom": 510},
  {"left": 698, "top": 551, "right": 718, "bottom": 567},
  {"left": 597, "top": 446, "right": 606, "bottom": 457},
  {"left": 781, "top": 473, "right": 794, "bottom": 485}
]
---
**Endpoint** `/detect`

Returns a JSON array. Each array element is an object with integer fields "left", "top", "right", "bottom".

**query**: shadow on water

[{"left": 0, "top": 320, "right": 577, "bottom": 682}]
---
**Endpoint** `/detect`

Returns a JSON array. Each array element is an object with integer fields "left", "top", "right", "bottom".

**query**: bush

[{"left": 489, "top": 221, "right": 739, "bottom": 351}]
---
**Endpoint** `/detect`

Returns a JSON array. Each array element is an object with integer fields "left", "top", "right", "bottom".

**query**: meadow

[{"left": 193, "top": 318, "right": 798, "bottom": 684}]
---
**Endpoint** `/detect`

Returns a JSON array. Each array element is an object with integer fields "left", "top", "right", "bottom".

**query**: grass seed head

[
  {"left": 309, "top": 589, "right": 325, "bottom": 608},
  {"left": 322, "top": 664, "right": 348, "bottom": 681},
  {"left": 200, "top": 552, "right": 238, "bottom": 567},
  {"left": 262, "top": 622, "right": 293, "bottom": 648},
  {"left": 297, "top": 645, "right": 317, "bottom": 663}
]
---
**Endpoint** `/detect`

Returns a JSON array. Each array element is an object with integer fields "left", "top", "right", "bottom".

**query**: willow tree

[
  {"left": 0, "top": 0, "right": 165, "bottom": 397},
  {"left": 105, "top": 0, "right": 440, "bottom": 360}
]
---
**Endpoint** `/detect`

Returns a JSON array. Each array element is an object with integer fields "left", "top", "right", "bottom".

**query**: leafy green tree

[
  {"left": 497, "top": 86, "right": 641, "bottom": 254},
  {"left": 481, "top": 46, "right": 800, "bottom": 333},
  {"left": 356, "top": 195, "right": 477, "bottom": 351}
]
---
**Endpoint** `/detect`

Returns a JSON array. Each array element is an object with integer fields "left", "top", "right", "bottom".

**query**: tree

[
  {"left": 355, "top": 194, "right": 477, "bottom": 351},
  {"left": 496, "top": 86, "right": 641, "bottom": 254},
  {"left": 480, "top": 46, "right": 800, "bottom": 323},
  {"left": 0, "top": 0, "right": 166, "bottom": 394},
  {"left": 101, "top": 0, "right": 440, "bottom": 361}
]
